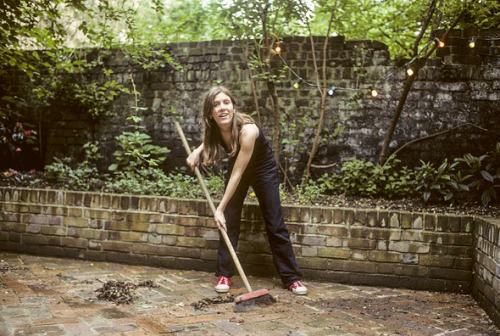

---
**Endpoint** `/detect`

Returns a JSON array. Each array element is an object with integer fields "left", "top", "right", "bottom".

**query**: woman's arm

[
  {"left": 186, "top": 143, "right": 204, "bottom": 170},
  {"left": 214, "top": 124, "right": 259, "bottom": 231}
]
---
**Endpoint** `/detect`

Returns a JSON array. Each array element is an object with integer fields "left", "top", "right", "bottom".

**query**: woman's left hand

[{"left": 214, "top": 208, "right": 227, "bottom": 232}]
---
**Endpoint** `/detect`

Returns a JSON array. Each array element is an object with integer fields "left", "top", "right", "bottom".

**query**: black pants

[{"left": 216, "top": 162, "right": 302, "bottom": 288}]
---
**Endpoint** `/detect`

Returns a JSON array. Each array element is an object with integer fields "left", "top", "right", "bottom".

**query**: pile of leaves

[
  {"left": 0, "top": 263, "right": 28, "bottom": 274},
  {"left": 95, "top": 280, "right": 158, "bottom": 305},
  {"left": 190, "top": 294, "right": 235, "bottom": 310}
]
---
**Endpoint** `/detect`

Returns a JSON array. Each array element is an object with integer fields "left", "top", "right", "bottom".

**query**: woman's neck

[{"left": 220, "top": 127, "right": 232, "bottom": 148}]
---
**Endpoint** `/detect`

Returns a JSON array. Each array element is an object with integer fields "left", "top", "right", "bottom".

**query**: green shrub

[
  {"left": 414, "top": 159, "right": 458, "bottom": 203},
  {"left": 338, "top": 158, "right": 377, "bottom": 197},
  {"left": 104, "top": 168, "right": 226, "bottom": 199},
  {"left": 108, "top": 116, "right": 170, "bottom": 173},
  {"left": 317, "top": 156, "right": 416, "bottom": 199},
  {"left": 45, "top": 157, "right": 106, "bottom": 191},
  {"left": 295, "top": 179, "right": 326, "bottom": 205},
  {"left": 454, "top": 143, "right": 500, "bottom": 206}
]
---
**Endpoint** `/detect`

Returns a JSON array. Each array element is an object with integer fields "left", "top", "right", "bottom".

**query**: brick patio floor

[{"left": 0, "top": 252, "right": 498, "bottom": 336}]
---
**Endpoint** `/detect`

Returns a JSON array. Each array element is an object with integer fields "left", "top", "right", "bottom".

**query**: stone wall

[
  {"left": 1, "top": 30, "right": 499, "bottom": 176},
  {"left": 1, "top": 186, "right": 498, "bottom": 327}
]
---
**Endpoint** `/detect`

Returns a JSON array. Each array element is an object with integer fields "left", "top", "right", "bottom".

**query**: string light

[
  {"left": 293, "top": 78, "right": 302, "bottom": 89},
  {"left": 276, "top": 34, "right": 491, "bottom": 98},
  {"left": 274, "top": 43, "right": 282, "bottom": 54},
  {"left": 434, "top": 38, "right": 445, "bottom": 48},
  {"left": 469, "top": 37, "right": 477, "bottom": 48}
]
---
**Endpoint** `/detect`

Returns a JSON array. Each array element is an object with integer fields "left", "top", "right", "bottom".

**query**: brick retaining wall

[
  {"left": 0, "top": 186, "right": 498, "bottom": 326},
  {"left": 473, "top": 217, "right": 500, "bottom": 326}
]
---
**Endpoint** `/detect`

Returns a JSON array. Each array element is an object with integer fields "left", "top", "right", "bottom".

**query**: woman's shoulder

[{"left": 239, "top": 123, "right": 259, "bottom": 142}]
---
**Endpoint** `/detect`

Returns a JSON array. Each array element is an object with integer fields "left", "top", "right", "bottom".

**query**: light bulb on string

[
  {"left": 370, "top": 87, "right": 378, "bottom": 97},
  {"left": 293, "top": 78, "right": 302, "bottom": 89},
  {"left": 406, "top": 67, "right": 414, "bottom": 76},
  {"left": 434, "top": 38, "right": 445, "bottom": 48},
  {"left": 469, "top": 37, "right": 477, "bottom": 48},
  {"left": 328, "top": 86, "right": 336, "bottom": 96},
  {"left": 274, "top": 43, "right": 282, "bottom": 54}
]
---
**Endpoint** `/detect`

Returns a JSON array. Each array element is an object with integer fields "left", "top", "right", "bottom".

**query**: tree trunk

[
  {"left": 378, "top": 10, "right": 464, "bottom": 165},
  {"left": 303, "top": 1, "right": 338, "bottom": 182}
]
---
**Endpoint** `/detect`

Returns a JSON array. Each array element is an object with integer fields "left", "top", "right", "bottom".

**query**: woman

[{"left": 187, "top": 86, "right": 307, "bottom": 295}]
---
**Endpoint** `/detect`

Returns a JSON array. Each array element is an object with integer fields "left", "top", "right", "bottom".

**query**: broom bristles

[{"left": 233, "top": 292, "right": 276, "bottom": 312}]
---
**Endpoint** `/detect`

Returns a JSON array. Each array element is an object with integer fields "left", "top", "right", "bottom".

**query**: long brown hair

[{"left": 201, "top": 86, "right": 254, "bottom": 166}]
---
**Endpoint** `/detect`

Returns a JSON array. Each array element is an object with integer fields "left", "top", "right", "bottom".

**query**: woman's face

[{"left": 211, "top": 92, "right": 234, "bottom": 129}]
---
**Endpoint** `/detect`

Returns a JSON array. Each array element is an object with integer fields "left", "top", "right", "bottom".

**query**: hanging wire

[{"left": 276, "top": 34, "right": 491, "bottom": 96}]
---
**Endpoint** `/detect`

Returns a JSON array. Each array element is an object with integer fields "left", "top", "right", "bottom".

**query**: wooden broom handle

[{"left": 174, "top": 121, "right": 253, "bottom": 293}]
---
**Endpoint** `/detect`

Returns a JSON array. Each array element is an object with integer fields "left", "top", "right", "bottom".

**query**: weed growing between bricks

[
  {"left": 190, "top": 294, "right": 235, "bottom": 310},
  {"left": 95, "top": 280, "right": 158, "bottom": 305}
]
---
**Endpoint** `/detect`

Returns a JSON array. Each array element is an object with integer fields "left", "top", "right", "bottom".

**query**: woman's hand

[
  {"left": 214, "top": 207, "right": 227, "bottom": 232},
  {"left": 186, "top": 144, "right": 203, "bottom": 170}
]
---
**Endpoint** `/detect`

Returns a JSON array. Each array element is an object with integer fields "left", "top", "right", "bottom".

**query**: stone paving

[{"left": 0, "top": 252, "right": 498, "bottom": 336}]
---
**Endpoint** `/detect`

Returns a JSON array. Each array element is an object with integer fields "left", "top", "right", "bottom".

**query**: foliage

[
  {"left": 0, "top": 0, "right": 181, "bottom": 170},
  {"left": 44, "top": 157, "right": 106, "bottom": 191},
  {"left": 71, "top": 81, "right": 125, "bottom": 119},
  {"left": 414, "top": 159, "right": 458, "bottom": 203},
  {"left": 108, "top": 116, "right": 170, "bottom": 173},
  {"left": 295, "top": 179, "right": 327, "bottom": 204},
  {"left": 0, "top": 114, "right": 38, "bottom": 170},
  {"left": 454, "top": 143, "right": 500, "bottom": 206},
  {"left": 315, "top": 155, "right": 417, "bottom": 199},
  {"left": 0, "top": 117, "right": 36, "bottom": 156},
  {"left": 104, "top": 168, "right": 225, "bottom": 199},
  {"left": 309, "top": 0, "right": 499, "bottom": 57}
]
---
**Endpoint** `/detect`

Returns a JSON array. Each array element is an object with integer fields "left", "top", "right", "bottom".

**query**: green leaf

[{"left": 481, "top": 170, "right": 494, "bottom": 183}]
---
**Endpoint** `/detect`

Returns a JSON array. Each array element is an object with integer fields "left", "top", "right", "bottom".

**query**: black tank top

[{"left": 227, "top": 125, "right": 277, "bottom": 176}]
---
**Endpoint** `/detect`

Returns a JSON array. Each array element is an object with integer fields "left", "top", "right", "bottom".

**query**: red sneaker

[
  {"left": 289, "top": 281, "right": 308, "bottom": 295},
  {"left": 214, "top": 276, "right": 230, "bottom": 293}
]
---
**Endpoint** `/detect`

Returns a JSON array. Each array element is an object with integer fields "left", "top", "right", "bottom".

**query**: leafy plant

[
  {"left": 415, "top": 159, "right": 458, "bottom": 203},
  {"left": 45, "top": 157, "right": 106, "bottom": 191},
  {"left": 338, "top": 158, "right": 378, "bottom": 197},
  {"left": 108, "top": 115, "right": 170, "bottom": 173},
  {"left": 295, "top": 179, "right": 327, "bottom": 205},
  {"left": 454, "top": 144, "right": 500, "bottom": 206},
  {"left": 317, "top": 156, "right": 416, "bottom": 199},
  {"left": 72, "top": 81, "right": 125, "bottom": 119},
  {"left": 105, "top": 168, "right": 205, "bottom": 198},
  {"left": 0, "top": 113, "right": 38, "bottom": 170}
]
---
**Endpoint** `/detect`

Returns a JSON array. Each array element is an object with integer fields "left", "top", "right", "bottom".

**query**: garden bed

[{"left": 1, "top": 169, "right": 498, "bottom": 219}]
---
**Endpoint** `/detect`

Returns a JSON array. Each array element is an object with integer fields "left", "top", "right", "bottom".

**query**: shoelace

[
  {"left": 291, "top": 281, "right": 303, "bottom": 289},
  {"left": 217, "top": 277, "right": 229, "bottom": 285}
]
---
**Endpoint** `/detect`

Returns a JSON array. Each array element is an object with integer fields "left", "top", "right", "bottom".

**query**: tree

[
  {"left": 377, "top": 0, "right": 495, "bottom": 164},
  {"left": 220, "top": 0, "right": 308, "bottom": 164},
  {"left": 0, "top": 0, "right": 178, "bottom": 170}
]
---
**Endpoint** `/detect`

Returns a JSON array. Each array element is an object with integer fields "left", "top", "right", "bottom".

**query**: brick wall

[
  {"left": 1, "top": 186, "right": 498, "bottom": 327},
  {"left": 1, "top": 30, "right": 499, "bottom": 176},
  {"left": 473, "top": 217, "right": 500, "bottom": 327}
]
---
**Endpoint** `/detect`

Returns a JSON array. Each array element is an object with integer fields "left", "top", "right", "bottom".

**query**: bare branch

[
  {"left": 413, "top": 0, "right": 438, "bottom": 57},
  {"left": 388, "top": 123, "right": 489, "bottom": 164},
  {"left": 311, "top": 162, "right": 338, "bottom": 169}
]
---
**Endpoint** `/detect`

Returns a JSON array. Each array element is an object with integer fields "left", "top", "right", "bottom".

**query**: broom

[{"left": 175, "top": 121, "right": 276, "bottom": 312}]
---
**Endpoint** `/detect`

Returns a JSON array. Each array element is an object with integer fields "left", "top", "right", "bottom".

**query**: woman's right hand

[
  {"left": 187, "top": 144, "right": 203, "bottom": 170},
  {"left": 186, "top": 150, "right": 200, "bottom": 170}
]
